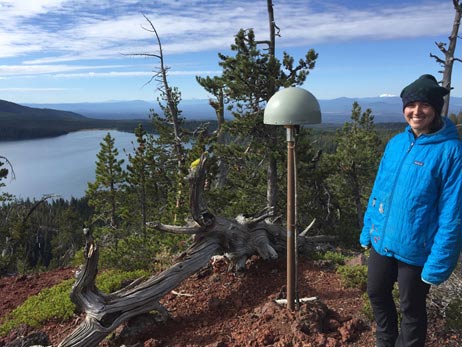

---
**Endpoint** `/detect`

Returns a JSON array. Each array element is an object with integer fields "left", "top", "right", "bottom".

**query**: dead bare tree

[
  {"left": 131, "top": 14, "right": 185, "bottom": 170},
  {"left": 54, "top": 153, "right": 327, "bottom": 347},
  {"left": 430, "top": 0, "right": 462, "bottom": 117},
  {"left": 256, "top": 0, "right": 280, "bottom": 212},
  {"left": 127, "top": 14, "right": 187, "bottom": 221}
]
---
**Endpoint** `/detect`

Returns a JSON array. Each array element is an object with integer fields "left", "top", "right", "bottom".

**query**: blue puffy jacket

[{"left": 360, "top": 117, "right": 462, "bottom": 285}]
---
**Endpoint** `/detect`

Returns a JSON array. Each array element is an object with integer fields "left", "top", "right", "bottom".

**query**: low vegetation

[
  {"left": 337, "top": 264, "right": 368, "bottom": 291},
  {"left": 428, "top": 267, "right": 462, "bottom": 330},
  {"left": 0, "top": 269, "right": 150, "bottom": 336}
]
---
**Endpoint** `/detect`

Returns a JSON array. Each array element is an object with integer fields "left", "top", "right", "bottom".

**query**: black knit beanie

[{"left": 400, "top": 74, "right": 449, "bottom": 115}]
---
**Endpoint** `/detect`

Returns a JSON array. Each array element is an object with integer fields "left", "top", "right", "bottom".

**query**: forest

[
  {"left": 0, "top": 107, "right": 407, "bottom": 275},
  {"left": 1, "top": 103, "right": 458, "bottom": 274}
]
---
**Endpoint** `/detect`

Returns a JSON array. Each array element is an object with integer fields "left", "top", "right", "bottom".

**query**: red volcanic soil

[{"left": 0, "top": 256, "right": 460, "bottom": 347}]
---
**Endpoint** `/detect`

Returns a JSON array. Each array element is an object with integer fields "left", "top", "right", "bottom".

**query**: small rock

[
  {"left": 345, "top": 253, "right": 367, "bottom": 266},
  {"left": 338, "top": 318, "right": 366, "bottom": 342}
]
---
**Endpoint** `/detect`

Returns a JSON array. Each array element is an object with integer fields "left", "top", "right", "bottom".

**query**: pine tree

[
  {"left": 195, "top": 76, "right": 228, "bottom": 189},
  {"left": 200, "top": 27, "right": 318, "bottom": 215},
  {"left": 86, "top": 132, "right": 126, "bottom": 229},
  {"left": 323, "top": 102, "right": 383, "bottom": 244},
  {"left": 125, "top": 124, "right": 160, "bottom": 232},
  {"left": 149, "top": 98, "right": 190, "bottom": 223}
]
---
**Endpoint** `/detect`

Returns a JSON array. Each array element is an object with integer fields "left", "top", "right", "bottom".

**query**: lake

[{"left": 0, "top": 130, "right": 138, "bottom": 200}]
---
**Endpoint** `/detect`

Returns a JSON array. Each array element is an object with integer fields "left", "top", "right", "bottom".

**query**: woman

[{"left": 360, "top": 74, "right": 462, "bottom": 347}]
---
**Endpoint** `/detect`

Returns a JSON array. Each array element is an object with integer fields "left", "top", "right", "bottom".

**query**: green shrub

[
  {"left": 96, "top": 269, "right": 150, "bottom": 293},
  {"left": 428, "top": 270, "right": 462, "bottom": 330},
  {"left": 0, "top": 278, "right": 75, "bottom": 335},
  {"left": 71, "top": 233, "right": 187, "bottom": 272},
  {"left": 337, "top": 264, "right": 367, "bottom": 291},
  {"left": 0, "top": 269, "right": 150, "bottom": 336},
  {"left": 322, "top": 250, "right": 347, "bottom": 265},
  {"left": 311, "top": 250, "right": 347, "bottom": 266}
]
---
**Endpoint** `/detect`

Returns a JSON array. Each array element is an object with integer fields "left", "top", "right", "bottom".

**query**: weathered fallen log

[
  {"left": 56, "top": 153, "right": 333, "bottom": 347},
  {"left": 59, "top": 227, "right": 223, "bottom": 347}
]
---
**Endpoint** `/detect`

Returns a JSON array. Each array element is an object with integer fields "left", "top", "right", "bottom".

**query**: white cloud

[
  {"left": 0, "top": 0, "right": 456, "bottom": 80},
  {"left": 0, "top": 64, "right": 128, "bottom": 76},
  {"left": 43, "top": 69, "right": 220, "bottom": 78},
  {"left": 0, "top": 62, "right": 220, "bottom": 79},
  {"left": 0, "top": 0, "right": 453, "bottom": 64},
  {"left": 0, "top": 0, "right": 67, "bottom": 17},
  {"left": 0, "top": 87, "right": 74, "bottom": 92},
  {"left": 276, "top": 2, "right": 454, "bottom": 45}
]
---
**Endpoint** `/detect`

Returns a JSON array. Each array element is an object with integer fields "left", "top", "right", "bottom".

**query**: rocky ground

[{"left": 0, "top": 256, "right": 460, "bottom": 347}]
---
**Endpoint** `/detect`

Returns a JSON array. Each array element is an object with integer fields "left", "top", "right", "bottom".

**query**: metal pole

[{"left": 286, "top": 125, "right": 295, "bottom": 311}]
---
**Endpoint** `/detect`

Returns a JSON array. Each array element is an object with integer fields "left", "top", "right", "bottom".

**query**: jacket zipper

[{"left": 379, "top": 139, "right": 415, "bottom": 252}]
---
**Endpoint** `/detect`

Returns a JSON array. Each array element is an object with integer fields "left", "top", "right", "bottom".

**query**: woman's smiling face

[{"left": 403, "top": 101, "right": 436, "bottom": 137}]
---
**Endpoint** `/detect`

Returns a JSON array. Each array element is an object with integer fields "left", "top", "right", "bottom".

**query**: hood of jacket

[{"left": 405, "top": 116, "right": 460, "bottom": 145}]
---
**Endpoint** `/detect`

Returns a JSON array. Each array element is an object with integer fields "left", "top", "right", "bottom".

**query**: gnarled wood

[
  {"left": 59, "top": 232, "right": 221, "bottom": 347},
  {"left": 57, "top": 154, "right": 332, "bottom": 346}
]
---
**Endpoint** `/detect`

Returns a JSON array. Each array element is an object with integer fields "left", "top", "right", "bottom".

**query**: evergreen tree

[
  {"left": 125, "top": 124, "right": 160, "bottom": 232},
  {"left": 199, "top": 28, "right": 317, "bottom": 214},
  {"left": 86, "top": 133, "right": 126, "bottom": 229},
  {"left": 323, "top": 102, "right": 383, "bottom": 244},
  {"left": 149, "top": 100, "right": 190, "bottom": 224},
  {"left": 50, "top": 197, "right": 89, "bottom": 267},
  {"left": 0, "top": 196, "right": 90, "bottom": 274},
  {"left": 294, "top": 128, "right": 333, "bottom": 232},
  {"left": 195, "top": 76, "right": 228, "bottom": 189}
]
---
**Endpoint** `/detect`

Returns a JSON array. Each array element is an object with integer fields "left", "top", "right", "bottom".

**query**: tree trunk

[
  {"left": 430, "top": 0, "right": 461, "bottom": 117},
  {"left": 213, "top": 87, "right": 228, "bottom": 189},
  {"left": 349, "top": 162, "right": 364, "bottom": 230},
  {"left": 265, "top": 0, "right": 279, "bottom": 211},
  {"left": 441, "top": 0, "right": 461, "bottom": 117}
]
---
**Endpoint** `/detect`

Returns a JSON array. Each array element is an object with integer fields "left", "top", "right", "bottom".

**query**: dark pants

[{"left": 367, "top": 248, "right": 430, "bottom": 347}]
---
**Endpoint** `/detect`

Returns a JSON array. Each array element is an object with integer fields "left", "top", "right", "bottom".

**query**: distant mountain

[
  {"left": 24, "top": 100, "right": 155, "bottom": 120},
  {"left": 0, "top": 99, "right": 87, "bottom": 121},
  {"left": 24, "top": 99, "right": 217, "bottom": 121},
  {"left": 25, "top": 96, "right": 462, "bottom": 124},
  {"left": 0, "top": 100, "right": 152, "bottom": 141},
  {"left": 319, "top": 96, "right": 462, "bottom": 123}
]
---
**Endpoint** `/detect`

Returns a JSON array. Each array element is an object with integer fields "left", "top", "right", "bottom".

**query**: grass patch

[{"left": 0, "top": 269, "right": 150, "bottom": 336}]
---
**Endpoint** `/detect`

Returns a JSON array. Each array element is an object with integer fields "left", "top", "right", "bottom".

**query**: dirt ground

[{"left": 0, "top": 256, "right": 460, "bottom": 347}]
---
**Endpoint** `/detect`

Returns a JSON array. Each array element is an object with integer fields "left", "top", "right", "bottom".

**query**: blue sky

[{"left": 0, "top": 0, "right": 460, "bottom": 104}]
